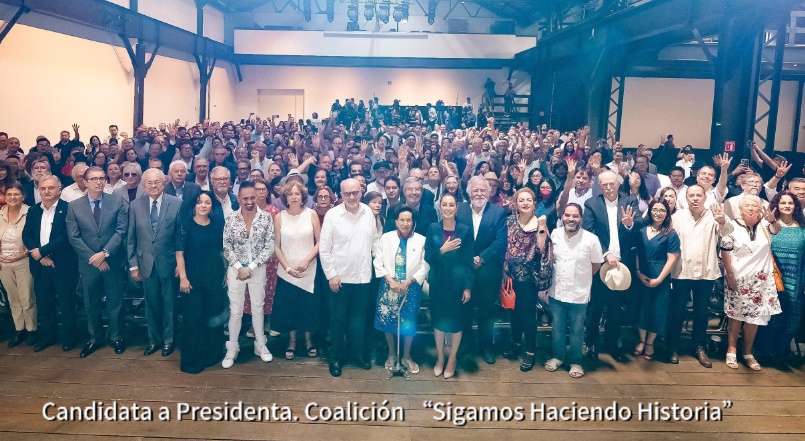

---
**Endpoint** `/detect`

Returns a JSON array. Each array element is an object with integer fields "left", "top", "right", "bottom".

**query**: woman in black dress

[
  {"left": 176, "top": 191, "right": 227, "bottom": 374},
  {"left": 425, "top": 193, "right": 474, "bottom": 379}
]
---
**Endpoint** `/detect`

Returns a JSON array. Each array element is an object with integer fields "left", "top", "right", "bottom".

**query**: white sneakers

[
  {"left": 222, "top": 341, "right": 239, "bottom": 369},
  {"left": 255, "top": 336, "right": 273, "bottom": 362}
]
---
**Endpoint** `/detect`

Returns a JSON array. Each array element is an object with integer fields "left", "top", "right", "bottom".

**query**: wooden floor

[{"left": 1, "top": 325, "right": 805, "bottom": 441}]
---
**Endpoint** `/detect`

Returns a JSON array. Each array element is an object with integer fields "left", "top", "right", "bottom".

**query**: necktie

[
  {"left": 92, "top": 200, "right": 101, "bottom": 226},
  {"left": 150, "top": 199, "right": 158, "bottom": 233}
]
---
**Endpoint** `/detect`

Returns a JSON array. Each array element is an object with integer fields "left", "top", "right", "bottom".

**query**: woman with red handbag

[{"left": 501, "top": 187, "right": 549, "bottom": 372}]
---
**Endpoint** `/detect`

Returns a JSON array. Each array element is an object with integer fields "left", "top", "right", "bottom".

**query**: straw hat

[{"left": 599, "top": 262, "right": 632, "bottom": 291}]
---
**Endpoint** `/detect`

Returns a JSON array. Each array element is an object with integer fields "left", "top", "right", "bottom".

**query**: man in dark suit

[
  {"left": 384, "top": 177, "right": 438, "bottom": 236},
  {"left": 165, "top": 161, "right": 202, "bottom": 211},
  {"left": 21, "top": 175, "right": 78, "bottom": 352},
  {"left": 456, "top": 175, "right": 507, "bottom": 364},
  {"left": 22, "top": 156, "right": 52, "bottom": 206},
  {"left": 66, "top": 166, "right": 129, "bottom": 358},
  {"left": 582, "top": 169, "right": 641, "bottom": 362},
  {"left": 128, "top": 168, "right": 182, "bottom": 357}
]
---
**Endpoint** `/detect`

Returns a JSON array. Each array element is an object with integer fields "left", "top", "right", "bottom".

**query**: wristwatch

[{"left": 102, "top": 249, "right": 110, "bottom": 258}]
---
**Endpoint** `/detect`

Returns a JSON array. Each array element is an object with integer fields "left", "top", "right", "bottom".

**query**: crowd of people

[{"left": 0, "top": 102, "right": 803, "bottom": 380}]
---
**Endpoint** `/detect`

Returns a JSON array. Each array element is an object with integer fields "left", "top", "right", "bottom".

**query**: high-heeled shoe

[
  {"left": 434, "top": 358, "right": 445, "bottom": 377},
  {"left": 634, "top": 340, "right": 646, "bottom": 356},
  {"left": 443, "top": 357, "right": 457, "bottom": 379},
  {"left": 643, "top": 343, "right": 655, "bottom": 361}
]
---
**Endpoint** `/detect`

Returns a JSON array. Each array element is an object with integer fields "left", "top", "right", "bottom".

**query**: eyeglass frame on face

[
  {"left": 86, "top": 177, "right": 105, "bottom": 183},
  {"left": 317, "top": 194, "right": 331, "bottom": 200},
  {"left": 342, "top": 190, "right": 361, "bottom": 198},
  {"left": 123, "top": 172, "right": 139, "bottom": 178}
]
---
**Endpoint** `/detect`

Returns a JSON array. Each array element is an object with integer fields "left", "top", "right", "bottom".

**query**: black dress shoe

[
  {"left": 608, "top": 347, "right": 627, "bottom": 363},
  {"left": 162, "top": 343, "right": 175, "bottom": 357},
  {"left": 695, "top": 346, "right": 712, "bottom": 368},
  {"left": 143, "top": 344, "right": 160, "bottom": 356},
  {"left": 482, "top": 348, "right": 497, "bottom": 365},
  {"left": 586, "top": 345, "right": 599, "bottom": 360},
  {"left": 34, "top": 339, "right": 55, "bottom": 352},
  {"left": 668, "top": 350, "right": 679, "bottom": 364},
  {"left": 80, "top": 341, "right": 101, "bottom": 358},
  {"left": 352, "top": 358, "right": 372, "bottom": 370},
  {"left": 26, "top": 330, "right": 38, "bottom": 346},
  {"left": 329, "top": 361, "right": 342, "bottom": 377},
  {"left": 8, "top": 330, "right": 27, "bottom": 348},
  {"left": 113, "top": 339, "right": 127, "bottom": 355},
  {"left": 502, "top": 343, "right": 521, "bottom": 360},
  {"left": 62, "top": 341, "right": 76, "bottom": 352}
]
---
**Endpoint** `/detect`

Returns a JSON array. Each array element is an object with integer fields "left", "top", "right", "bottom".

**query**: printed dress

[
  {"left": 374, "top": 237, "right": 422, "bottom": 337},
  {"left": 720, "top": 220, "right": 782, "bottom": 325}
]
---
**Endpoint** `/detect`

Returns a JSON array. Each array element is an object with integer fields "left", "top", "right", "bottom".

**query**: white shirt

[
  {"left": 471, "top": 205, "right": 484, "bottom": 240},
  {"left": 604, "top": 197, "right": 621, "bottom": 259},
  {"left": 655, "top": 184, "right": 687, "bottom": 198},
  {"left": 676, "top": 159, "right": 694, "bottom": 178},
  {"left": 60, "top": 183, "right": 87, "bottom": 202},
  {"left": 319, "top": 203, "right": 380, "bottom": 284},
  {"left": 39, "top": 201, "right": 58, "bottom": 247},
  {"left": 549, "top": 228, "right": 604, "bottom": 304},
  {"left": 216, "top": 193, "right": 233, "bottom": 217},
  {"left": 523, "top": 160, "right": 540, "bottom": 179},
  {"left": 567, "top": 188, "right": 593, "bottom": 210},
  {"left": 366, "top": 181, "right": 386, "bottom": 199}
]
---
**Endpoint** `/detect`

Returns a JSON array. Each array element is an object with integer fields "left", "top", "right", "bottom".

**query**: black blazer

[
  {"left": 21, "top": 199, "right": 77, "bottom": 278},
  {"left": 582, "top": 194, "right": 642, "bottom": 267},
  {"left": 22, "top": 180, "right": 36, "bottom": 207},
  {"left": 455, "top": 201, "right": 507, "bottom": 267},
  {"left": 165, "top": 181, "right": 202, "bottom": 205},
  {"left": 384, "top": 202, "right": 438, "bottom": 237}
]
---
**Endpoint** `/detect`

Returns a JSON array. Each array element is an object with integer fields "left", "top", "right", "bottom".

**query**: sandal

[
  {"left": 285, "top": 344, "right": 296, "bottom": 360},
  {"left": 569, "top": 364, "right": 585, "bottom": 378},
  {"left": 402, "top": 358, "right": 420, "bottom": 374},
  {"left": 643, "top": 343, "right": 655, "bottom": 361},
  {"left": 634, "top": 341, "right": 646, "bottom": 356},
  {"left": 385, "top": 356, "right": 397, "bottom": 370},
  {"left": 544, "top": 358, "right": 563, "bottom": 372},
  {"left": 743, "top": 355, "right": 761, "bottom": 371},
  {"left": 306, "top": 344, "right": 318, "bottom": 358},
  {"left": 726, "top": 352, "right": 738, "bottom": 369}
]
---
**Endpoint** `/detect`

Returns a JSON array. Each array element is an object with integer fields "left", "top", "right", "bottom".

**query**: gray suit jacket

[
  {"left": 113, "top": 185, "right": 143, "bottom": 204},
  {"left": 66, "top": 192, "right": 129, "bottom": 273},
  {"left": 127, "top": 193, "right": 182, "bottom": 279}
]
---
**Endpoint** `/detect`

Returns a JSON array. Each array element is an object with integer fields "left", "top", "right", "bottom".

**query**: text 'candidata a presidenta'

[{"left": 41, "top": 400, "right": 734, "bottom": 426}]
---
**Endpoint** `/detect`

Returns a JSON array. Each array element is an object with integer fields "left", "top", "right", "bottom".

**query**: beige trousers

[{"left": 0, "top": 260, "right": 36, "bottom": 331}]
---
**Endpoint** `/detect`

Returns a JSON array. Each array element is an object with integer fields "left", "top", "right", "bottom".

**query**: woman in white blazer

[{"left": 372, "top": 207, "right": 429, "bottom": 373}]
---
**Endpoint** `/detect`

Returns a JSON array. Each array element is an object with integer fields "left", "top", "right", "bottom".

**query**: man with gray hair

[
  {"left": 456, "top": 175, "right": 507, "bottom": 364},
  {"left": 164, "top": 160, "right": 201, "bottom": 205},
  {"left": 384, "top": 177, "right": 438, "bottom": 236},
  {"left": 114, "top": 162, "right": 143, "bottom": 204},
  {"left": 127, "top": 168, "right": 182, "bottom": 357},
  {"left": 61, "top": 163, "right": 89, "bottom": 202},
  {"left": 211, "top": 166, "right": 238, "bottom": 216}
]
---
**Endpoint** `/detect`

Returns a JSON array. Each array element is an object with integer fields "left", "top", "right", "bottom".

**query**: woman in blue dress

[
  {"left": 373, "top": 207, "right": 429, "bottom": 373},
  {"left": 755, "top": 191, "right": 805, "bottom": 359},
  {"left": 633, "top": 198, "right": 680, "bottom": 361}
]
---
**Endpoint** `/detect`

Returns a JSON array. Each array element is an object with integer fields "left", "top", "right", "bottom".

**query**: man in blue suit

[{"left": 456, "top": 175, "right": 507, "bottom": 364}]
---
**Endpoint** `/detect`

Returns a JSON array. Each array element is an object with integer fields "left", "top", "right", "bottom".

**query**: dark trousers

[
  {"left": 35, "top": 267, "right": 77, "bottom": 345},
  {"left": 328, "top": 283, "right": 371, "bottom": 363},
  {"left": 81, "top": 266, "right": 124, "bottom": 343},
  {"left": 667, "top": 279, "right": 714, "bottom": 351},
  {"left": 464, "top": 267, "right": 503, "bottom": 352},
  {"left": 143, "top": 270, "right": 176, "bottom": 345},
  {"left": 510, "top": 279, "right": 538, "bottom": 353},
  {"left": 180, "top": 285, "right": 225, "bottom": 374},
  {"left": 585, "top": 275, "right": 628, "bottom": 349}
]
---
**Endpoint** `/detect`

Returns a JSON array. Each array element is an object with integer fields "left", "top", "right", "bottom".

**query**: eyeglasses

[
  {"left": 317, "top": 194, "right": 331, "bottom": 200},
  {"left": 123, "top": 173, "right": 138, "bottom": 177},
  {"left": 144, "top": 181, "right": 163, "bottom": 187},
  {"left": 212, "top": 177, "right": 229, "bottom": 182},
  {"left": 86, "top": 177, "right": 105, "bottom": 183},
  {"left": 342, "top": 191, "right": 361, "bottom": 198}
]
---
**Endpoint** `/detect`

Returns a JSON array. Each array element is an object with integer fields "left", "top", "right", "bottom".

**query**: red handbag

[{"left": 500, "top": 275, "right": 515, "bottom": 310}]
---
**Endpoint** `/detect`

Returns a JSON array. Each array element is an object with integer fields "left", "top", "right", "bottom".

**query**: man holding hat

[{"left": 582, "top": 170, "right": 641, "bottom": 362}]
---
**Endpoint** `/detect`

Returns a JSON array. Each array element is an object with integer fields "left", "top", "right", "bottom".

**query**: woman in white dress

[
  {"left": 271, "top": 181, "right": 322, "bottom": 360},
  {"left": 720, "top": 195, "right": 782, "bottom": 371}
]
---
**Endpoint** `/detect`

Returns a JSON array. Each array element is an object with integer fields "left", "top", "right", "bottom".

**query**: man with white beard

[
  {"left": 455, "top": 176, "right": 507, "bottom": 364},
  {"left": 545, "top": 203, "right": 603, "bottom": 378}
]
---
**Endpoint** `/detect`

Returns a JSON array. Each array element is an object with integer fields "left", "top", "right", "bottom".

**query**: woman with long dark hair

[
  {"left": 535, "top": 178, "right": 558, "bottom": 232},
  {"left": 175, "top": 192, "right": 227, "bottom": 373},
  {"left": 633, "top": 198, "right": 679, "bottom": 360},
  {"left": 622, "top": 171, "right": 651, "bottom": 214},
  {"left": 754, "top": 191, "right": 805, "bottom": 360}
]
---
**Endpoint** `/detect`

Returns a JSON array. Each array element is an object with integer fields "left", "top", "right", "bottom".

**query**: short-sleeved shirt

[{"left": 549, "top": 228, "right": 604, "bottom": 304}]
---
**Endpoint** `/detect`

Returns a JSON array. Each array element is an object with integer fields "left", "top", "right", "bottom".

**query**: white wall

[
  {"left": 235, "top": 30, "right": 534, "bottom": 59},
  {"left": 234, "top": 65, "right": 530, "bottom": 121},
  {"left": 0, "top": 24, "right": 236, "bottom": 148},
  {"left": 620, "top": 78, "right": 715, "bottom": 149},
  {"left": 139, "top": 0, "right": 197, "bottom": 34},
  {"left": 620, "top": 77, "right": 805, "bottom": 152},
  {"left": 203, "top": 4, "right": 226, "bottom": 43}
]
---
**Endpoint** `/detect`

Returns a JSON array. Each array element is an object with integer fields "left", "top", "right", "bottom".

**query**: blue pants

[{"left": 549, "top": 299, "right": 587, "bottom": 366}]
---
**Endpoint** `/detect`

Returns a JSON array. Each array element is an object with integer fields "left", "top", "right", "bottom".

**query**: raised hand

[
  {"left": 621, "top": 205, "right": 635, "bottom": 228},
  {"left": 714, "top": 153, "right": 732, "bottom": 170},
  {"left": 518, "top": 159, "right": 527, "bottom": 171},
  {"left": 761, "top": 206, "right": 777, "bottom": 224},
  {"left": 712, "top": 203, "right": 727, "bottom": 225},
  {"left": 775, "top": 160, "right": 792, "bottom": 178},
  {"left": 288, "top": 153, "right": 299, "bottom": 168},
  {"left": 71, "top": 123, "right": 80, "bottom": 133},
  {"left": 566, "top": 158, "right": 578, "bottom": 177}
]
